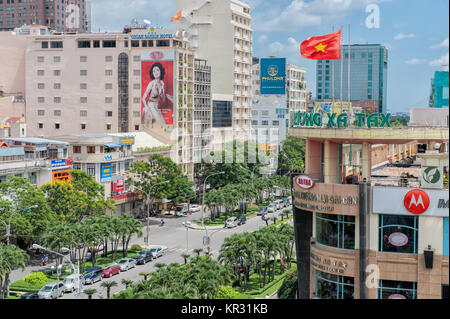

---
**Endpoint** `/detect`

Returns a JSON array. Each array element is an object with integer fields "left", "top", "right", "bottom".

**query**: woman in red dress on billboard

[{"left": 142, "top": 63, "right": 173, "bottom": 125}]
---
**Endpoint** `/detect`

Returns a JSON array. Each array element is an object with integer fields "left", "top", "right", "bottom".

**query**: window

[
  {"left": 78, "top": 40, "right": 90, "bottom": 48},
  {"left": 37, "top": 56, "right": 44, "bottom": 62},
  {"left": 156, "top": 40, "right": 170, "bottom": 47},
  {"left": 38, "top": 83, "right": 45, "bottom": 89},
  {"left": 133, "top": 97, "right": 140, "bottom": 104},
  {"left": 106, "top": 124, "right": 112, "bottom": 130},
  {"left": 54, "top": 83, "right": 61, "bottom": 89},
  {"left": 53, "top": 70, "right": 61, "bottom": 76},
  {"left": 316, "top": 214, "right": 355, "bottom": 250},
  {"left": 133, "top": 69, "right": 140, "bottom": 76},
  {"left": 133, "top": 83, "right": 140, "bottom": 90},
  {"left": 38, "top": 97, "right": 45, "bottom": 103},
  {"left": 80, "top": 97, "right": 87, "bottom": 103},
  {"left": 105, "top": 69, "right": 112, "bottom": 76},
  {"left": 273, "top": 120, "right": 280, "bottom": 126},
  {"left": 251, "top": 120, "right": 258, "bottom": 126},
  {"left": 105, "top": 111, "right": 113, "bottom": 117},
  {"left": 105, "top": 97, "right": 112, "bottom": 103},
  {"left": 93, "top": 40, "right": 100, "bottom": 48},
  {"left": 80, "top": 56, "right": 87, "bottom": 62},
  {"left": 135, "top": 125, "right": 139, "bottom": 131},
  {"left": 379, "top": 215, "right": 418, "bottom": 254},
  {"left": 53, "top": 97, "right": 61, "bottom": 103},
  {"left": 55, "top": 123, "right": 60, "bottom": 129},
  {"left": 37, "top": 70, "right": 44, "bottom": 76},
  {"left": 102, "top": 40, "right": 116, "bottom": 48},
  {"left": 261, "top": 110, "right": 269, "bottom": 116},
  {"left": 105, "top": 83, "right": 113, "bottom": 90},
  {"left": 41, "top": 41, "right": 48, "bottom": 49},
  {"left": 37, "top": 110, "right": 45, "bottom": 116},
  {"left": 261, "top": 120, "right": 269, "bottom": 126},
  {"left": 87, "top": 164, "right": 95, "bottom": 176},
  {"left": 54, "top": 110, "right": 61, "bottom": 116},
  {"left": 81, "top": 123, "right": 86, "bottom": 130},
  {"left": 378, "top": 280, "right": 417, "bottom": 299},
  {"left": 87, "top": 146, "right": 96, "bottom": 154},
  {"left": 38, "top": 123, "right": 43, "bottom": 129},
  {"left": 80, "top": 70, "right": 87, "bottom": 76},
  {"left": 133, "top": 111, "right": 140, "bottom": 118},
  {"left": 80, "top": 110, "right": 87, "bottom": 117},
  {"left": 105, "top": 56, "right": 112, "bottom": 62},
  {"left": 315, "top": 271, "right": 354, "bottom": 299},
  {"left": 133, "top": 55, "right": 140, "bottom": 62},
  {"left": 50, "top": 41, "right": 63, "bottom": 48},
  {"left": 131, "top": 40, "right": 139, "bottom": 47}
]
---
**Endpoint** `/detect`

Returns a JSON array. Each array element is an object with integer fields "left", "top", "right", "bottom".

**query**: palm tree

[
  {"left": 139, "top": 272, "right": 151, "bottom": 281},
  {"left": 100, "top": 281, "right": 117, "bottom": 299},
  {"left": 181, "top": 253, "right": 191, "bottom": 264},
  {"left": 121, "top": 279, "right": 133, "bottom": 289},
  {"left": 193, "top": 248, "right": 203, "bottom": 258},
  {"left": 0, "top": 243, "right": 29, "bottom": 299},
  {"left": 84, "top": 288, "right": 97, "bottom": 300}
]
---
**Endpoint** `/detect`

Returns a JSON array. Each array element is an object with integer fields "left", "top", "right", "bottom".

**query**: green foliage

[
  {"left": 216, "top": 286, "right": 240, "bottom": 299},
  {"left": 130, "top": 244, "right": 143, "bottom": 251},
  {"left": 137, "top": 146, "right": 173, "bottom": 153},
  {"left": 0, "top": 243, "right": 29, "bottom": 299},
  {"left": 23, "top": 272, "right": 48, "bottom": 286},
  {"left": 278, "top": 136, "right": 305, "bottom": 173},
  {"left": 277, "top": 270, "right": 298, "bottom": 299}
]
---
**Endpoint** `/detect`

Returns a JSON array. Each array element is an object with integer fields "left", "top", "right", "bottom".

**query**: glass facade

[
  {"left": 212, "top": 100, "right": 232, "bottom": 128},
  {"left": 316, "top": 213, "right": 355, "bottom": 250},
  {"left": 378, "top": 280, "right": 417, "bottom": 299},
  {"left": 378, "top": 215, "right": 418, "bottom": 254},
  {"left": 315, "top": 270, "right": 354, "bottom": 299}
]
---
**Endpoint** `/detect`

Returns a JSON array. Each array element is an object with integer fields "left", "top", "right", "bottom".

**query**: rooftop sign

[{"left": 291, "top": 111, "right": 391, "bottom": 128}]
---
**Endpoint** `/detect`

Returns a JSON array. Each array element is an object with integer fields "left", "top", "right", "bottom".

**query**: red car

[{"left": 103, "top": 264, "right": 120, "bottom": 278}]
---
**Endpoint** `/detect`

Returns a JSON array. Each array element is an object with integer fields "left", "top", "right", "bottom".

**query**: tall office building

[
  {"left": 316, "top": 44, "right": 388, "bottom": 113},
  {"left": 174, "top": 0, "right": 253, "bottom": 148},
  {"left": 429, "top": 71, "right": 449, "bottom": 108},
  {"left": 0, "top": 0, "right": 91, "bottom": 33}
]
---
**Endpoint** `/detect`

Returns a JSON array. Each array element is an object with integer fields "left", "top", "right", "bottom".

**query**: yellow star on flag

[{"left": 315, "top": 43, "right": 327, "bottom": 53}]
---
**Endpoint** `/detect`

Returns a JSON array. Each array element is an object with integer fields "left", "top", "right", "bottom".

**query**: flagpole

[
  {"left": 332, "top": 26, "right": 335, "bottom": 111},
  {"left": 348, "top": 24, "right": 351, "bottom": 109},
  {"left": 340, "top": 25, "right": 344, "bottom": 110}
]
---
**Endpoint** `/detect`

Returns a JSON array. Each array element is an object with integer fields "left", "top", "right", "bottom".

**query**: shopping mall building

[{"left": 290, "top": 113, "right": 449, "bottom": 299}]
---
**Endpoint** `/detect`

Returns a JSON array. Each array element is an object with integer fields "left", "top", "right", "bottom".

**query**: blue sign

[
  {"left": 260, "top": 58, "right": 286, "bottom": 95},
  {"left": 444, "top": 217, "right": 449, "bottom": 257},
  {"left": 51, "top": 159, "right": 66, "bottom": 169},
  {"left": 100, "top": 163, "right": 112, "bottom": 182}
]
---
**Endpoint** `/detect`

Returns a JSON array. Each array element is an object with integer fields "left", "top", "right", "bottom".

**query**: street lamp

[
  {"left": 282, "top": 153, "right": 295, "bottom": 175},
  {"left": 144, "top": 180, "right": 170, "bottom": 248},
  {"left": 182, "top": 221, "right": 191, "bottom": 253},
  {"left": 31, "top": 244, "right": 80, "bottom": 298},
  {"left": 0, "top": 205, "right": 38, "bottom": 245},
  {"left": 201, "top": 171, "right": 225, "bottom": 227}
]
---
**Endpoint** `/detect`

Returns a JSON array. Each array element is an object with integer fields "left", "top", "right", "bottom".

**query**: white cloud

[
  {"left": 405, "top": 58, "right": 427, "bottom": 65},
  {"left": 258, "top": 34, "right": 268, "bottom": 44},
  {"left": 429, "top": 53, "right": 449, "bottom": 67},
  {"left": 394, "top": 32, "right": 415, "bottom": 40},
  {"left": 269, "top": 42, "right": 285, "bottom": 55},
  {"left": 430, "top": 38, "right": 449, "bottom": 49}
]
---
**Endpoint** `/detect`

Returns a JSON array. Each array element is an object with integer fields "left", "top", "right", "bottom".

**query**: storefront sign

[
  {"left": 421, "top": 166, "right": 444, "bottom": 189},
  {"left": 373, "top": 187, "right": 448, "bottom": 217},
  {"left": 388, "top": 232, "right": 409, "bottom": 247},
  {"left": 52, "top": 170, "right": 72, "bottom": 182},
  {"left": 294, "top": 174, "right": 315, "bottom": 190},
  {"left": 291, "top": 111, "right": 391, "bottom": 128},
  {"left": 51, "top": 158, "right": 73, "bottom": 169},
  {"left": 100, "top": 163, "right": 112, "bottom": 182},
  {"left": 104, "top": 154, "right": 113, "bottom": 161},
  {"left": 388, "top": 294, "right": 406, "bottom": 300},
  {"left": 119, "top": 137, "right": 135, "bottom": 146},
  {"left": 294, "top": 183, "right": 359, "bottom": 215},
  {"left": 310, "top": 252, "right": 348, "bottom": 275},
  {"left": 112, "top": 178, "right": 125, "bottom": 193},
  {"left": 260, "top": 58, "right": 286, "bottom": 95}
]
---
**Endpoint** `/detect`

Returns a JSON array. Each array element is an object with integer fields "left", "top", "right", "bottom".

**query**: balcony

[
  {"left": 235, "top": 44, "right": 241, "bottom": 50},
  {"left": 234, "top": 56, "right": 241, "bottom": 62},
  {"left": 243, "top": 46, "right": 249, "bottom": 51},
  {"left": 73, "top": 151, "right": 133, "bottom": 163},
  {"left": 235, "top": 31, "right": 241, "bottom": 38}
]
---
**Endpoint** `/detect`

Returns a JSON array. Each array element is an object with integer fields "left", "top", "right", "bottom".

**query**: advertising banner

[
  {"left": 52, "top": 170, "right": 72, "bottom": 182},
  {"left": 372, "top": 187, "right": 449, "bottom": 217},
  {"left": 260, "top": 58, "right": 286, "bottom": 95},
  {"left": 141, "top": 51, "right": 174, "bottom": 126},
  {"left": 51, "top": 158, "right": 73, "bottom": 169},
  {"left": 314, "top": 101, "right": 352, "bottom": 115},
  {"left": 100, "top": 163, "right": 112, "bottom": 182}
]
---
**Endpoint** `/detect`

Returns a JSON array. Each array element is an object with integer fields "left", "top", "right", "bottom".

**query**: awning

[{"left": 104, "top": 143, "right": 121, "bottom": 148}]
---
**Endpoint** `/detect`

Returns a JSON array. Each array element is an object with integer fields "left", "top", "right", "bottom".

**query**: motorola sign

[{"left": 403, "top": 189, "right": 430, "bottom": 215}]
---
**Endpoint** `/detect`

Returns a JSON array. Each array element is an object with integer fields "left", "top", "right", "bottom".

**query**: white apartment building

[
  {"left": 22, "top": 26, "right": 196, "bottom": 178},
  {"left": 175, "top": 0, "right": 253, "bottom": 150}
]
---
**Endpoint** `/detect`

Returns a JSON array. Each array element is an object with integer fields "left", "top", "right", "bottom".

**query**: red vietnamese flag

[
  {"left": 300, "top": 30, "right": 342, "bottom": 60},
  {"left": 170, "top": 10, "right": 182, "bottom": 22}
]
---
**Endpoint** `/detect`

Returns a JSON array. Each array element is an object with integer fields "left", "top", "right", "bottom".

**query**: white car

[
  {"left": 267, "top": 204, "right": 276, "bottom": 213},
  {"left": 190, "top": 204, "right": 201, "bottom": 213},
  {"left": 118, "top": 258, "right": 137, "bottom": 271},
  {"left": 225, "top": 217, "right": 238, "bottom": 228},
  {"left": 38, "top": 282, "right": 65, "bottom": 299},
  {"left": 63, "top": 274, "right": 85, "bottom": 293},
  {"left": 148, "top": 246, "right": 164, "bottom": 258}
]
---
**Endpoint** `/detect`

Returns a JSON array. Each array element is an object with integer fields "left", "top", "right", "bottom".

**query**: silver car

[
  {"left": 38, "top": 281, "right": 65, "bottom": 299},
  {"left": 118, "top": 258, "right": 137, "bottom": 271},
  {"left": 225, "top": 217, "right": 238, "bottom": 228},
  {"left": 63, "top": 274, "right": 85, "bottom": 293},
  {"left": 148, "top": 247, "right": 164, "bottom": 258}
]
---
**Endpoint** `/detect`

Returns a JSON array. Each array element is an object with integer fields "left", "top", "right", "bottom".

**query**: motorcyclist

[
  {"left": 41, "top": 255, "right": 48, "bottom": 266},
  {"left": 160, "top": 219, "right": 165, "bottom": 226}
]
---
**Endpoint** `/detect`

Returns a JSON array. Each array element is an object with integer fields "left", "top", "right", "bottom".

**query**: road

[{"left": 12, "top": 204, "right": 293, "bottom": 300}]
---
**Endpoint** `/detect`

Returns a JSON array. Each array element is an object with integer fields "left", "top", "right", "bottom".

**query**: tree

[
  {"left": 278, "top": 136, "right": 306, "bottom": 174},
  {"left": 181, "top": 253, "right": 190, "bottom": 265},
  {"left": 118, "top": 214, "right": 143, "bottom": 257},
  {"left": 0, "top": 243, "right": 29, "bottom": 299},
  {"left": 84, "top": 288, "right": 97, "bottom": 300},
  {"left": 277, "top": 270, "right": 298, "bottom": 299},
  {"left": 192, "top": 248, "right": 203, "bottom": 258},
  {"left": 139, "top": 272, "right": 151, "bottom": 281},
  {"left": 121, "top": 279, "right": 133, "bottom": 289},
  {"left": 101, "top": 281, "right": 117, "bottom": 299}
]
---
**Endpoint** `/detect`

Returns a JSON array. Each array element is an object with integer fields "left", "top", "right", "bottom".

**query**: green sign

[
  {"left": 423, "top": 167, "right": 441, "bottom": 184},
  {"left": 291, "top": 112, "right": 391, "bottom": 128}
]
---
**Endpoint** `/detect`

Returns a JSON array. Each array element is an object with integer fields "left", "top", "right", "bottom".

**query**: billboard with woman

[{"left": 141, "top": 51, "right": 174, "bottom": 125}]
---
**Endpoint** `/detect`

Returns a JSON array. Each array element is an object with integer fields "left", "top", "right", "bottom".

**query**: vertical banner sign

[
  {"left": 260, "top": 58, "right": 286, "bottom": 95},
  {"left": 141, "top": 51, "right": 175, "bottom": 125}
]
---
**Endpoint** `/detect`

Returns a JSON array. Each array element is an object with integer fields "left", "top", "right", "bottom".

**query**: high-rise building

[
  {"left": 174, "top": 0, "right": 253, "bottom": 148},
  {"left": 0, "top": 0, "right": 91, "bottom": 33},
  {"left": 429, "top": 71, "right": 449, "bottom": 108},
  {"left": 316, "top": 44, "right": 388, "bottom": 113}
]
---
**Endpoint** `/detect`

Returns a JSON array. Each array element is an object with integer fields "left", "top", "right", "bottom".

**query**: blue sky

[{"left": 92, "top": 0, "right": 449, "bottom": 113}]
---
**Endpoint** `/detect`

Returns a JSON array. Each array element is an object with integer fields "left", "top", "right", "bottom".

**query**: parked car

[
  {"left": 148, "top": 247, "right": 164, "bottom": 259},
  {"left": 38, "top": 282, "right": 65, "bottom": 299},
  {"left": 87, "top": 245, "right": 104, "bottom": 253},
  {"left": 283, "top": 197, "right": 291, "bottom": 207},
  {"left": 225, "top": 217, "right": 238, "bottom": 228},
  {"left": 118, "top": 258, "right": 137, "bottom": 271},
  {"left": 175, "top": 204, "right": 189, "bottom": 216},
  {"left": 84, "top": 266, "right": 102, "bottom": 275},
  {"left": 84, "top": 269, "right": 104, "bottom": 285},
  {"left": 189, "top": 204, "right": 201, "bottom": 213},
  {"left": 267, "top": 204, "right": 276, "bottom": 213},
  {"left": 237, "top": 215, "right": 247, "bottom": 226},
  {"left": 257, "top": 206, "right": 267, "bottom": 216},
  {"left": 132, "top": 251, "right": 153, "bottom": 265},
  {"left": 275, "top": 199, "right": 285, "bottom": 209},
  {"left": 20, "top": 292, "right": 39, "bottom": 299},
  {"left": 103, "top": 264, "right": 121, "bottom": 278},
  {"left": 63, "top": 274, "right": 85, "bottom": 293}
]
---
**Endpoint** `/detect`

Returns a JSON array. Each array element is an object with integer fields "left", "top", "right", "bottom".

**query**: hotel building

[{"left": 290, "top": 112, "right": 449, "bottom": 299}]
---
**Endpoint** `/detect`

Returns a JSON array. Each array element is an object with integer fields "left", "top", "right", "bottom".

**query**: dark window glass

[
  {"left": 316, "top": 213, "right": 355, "bottom": 250},
  {"left": 41, "top": 41, "right": 48, "bottom": 48},
  {"left": 50, "top": 41, "right": 63, "bottom": 48},
  {"left": 378, "top": 280, "right": 417, "bottom": 299},
  {"left": 378, "top": 214, "right": 418, "bottom": 254},
  {"left": 103, "top": 40, "right": 116, "bottom": 48},
  {"left": 212, "top": 100, "right": 232, "bottom": 128},
  {"left": 118, "top": 53, "right": 129, "bottom": 132},
  {"left": 93, "top": 40, "right": 100, "bottom": 48},
  {"left": 131, "top": 40, "right": 139, "bottom": 47},
  {"left": 315, "top": 271, "right": 354, "bottom": 299},
  {"left": 156, "top": 40, "right": 169, "bottom": 47},
  {"left": 77, "top": 40, "right": 90, "bottom": 48}
]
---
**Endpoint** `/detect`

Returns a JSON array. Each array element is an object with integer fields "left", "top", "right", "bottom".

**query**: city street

[{"left": 11, "top": 204, "right": 293, "bottom": 300}]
